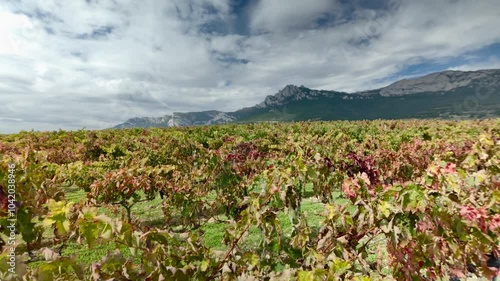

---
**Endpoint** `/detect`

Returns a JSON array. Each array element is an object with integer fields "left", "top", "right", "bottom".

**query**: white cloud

[
  {"left": 0, "top": 0, "right": 499, "bottom": 133},
  {"left": 448, "top": 57, "right": 500, "bottom": 72},
  {"left": 249, "top": 0, "right": 339, "bottom": 33},
  {"left": 0, "top": 11, "right": 32, "bottom": 55}
]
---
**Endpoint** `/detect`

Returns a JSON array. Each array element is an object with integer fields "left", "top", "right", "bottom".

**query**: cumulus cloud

[
  {"left": 0, "top": 0, "right": 499, "bottom": 133},
  {"left": 448, "top": 57, "right": 500, "bottom": 72},
  {"left": 248, "top": 0, "right": 339, "bottom": 33}
]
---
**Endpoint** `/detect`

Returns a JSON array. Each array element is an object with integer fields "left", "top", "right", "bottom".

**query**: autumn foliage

[{"left": 0, "top": 119, "right": 499, "bottom": 280}]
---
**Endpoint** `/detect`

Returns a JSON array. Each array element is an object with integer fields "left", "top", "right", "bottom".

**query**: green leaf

[
  {"left": 451, "top": 219, "right": 468, "bottom": 242},
  {"left": 297, "top": 270, "right": 314, "bottom": 281},
  {"left": 200, "top": 260, "right": 209, "bottom": 272},
  {"left": 378, "top": 201, "right": 392, "bottom": 218},
  {"left": 471, "top": 228, "right": 493, "bottom": 244},
  {"left": 78, "top": 219, "right": 99, "bottom": 248},
  {"left": 17, "top": 208, "right": 37, "bottom": 243},
  {"left": 331, "top": 258, "right": 351, "bottom": 275}
]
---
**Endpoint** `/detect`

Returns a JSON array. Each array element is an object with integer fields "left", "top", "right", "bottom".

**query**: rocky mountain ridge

[
  {"left": 371, "top": 69, "right": 500, "bottom": 96},
  {"left": 113, "top": 69, "right": 500, "bottom": 128},
  {"left": 114, "top": 111, "right": 235, "bottom": 129}
]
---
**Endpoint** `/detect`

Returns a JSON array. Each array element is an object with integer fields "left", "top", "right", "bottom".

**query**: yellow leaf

[
  {"left": 378, "top": 201, "right": 391, "bottom": 218},
  {"left": 200, "top": 260, "right": 209, "bottom": 272}
]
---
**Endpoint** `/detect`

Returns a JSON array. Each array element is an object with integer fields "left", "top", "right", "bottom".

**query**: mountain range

[{"left": 113, "top": 69, "right": 500, "bottom": 128}]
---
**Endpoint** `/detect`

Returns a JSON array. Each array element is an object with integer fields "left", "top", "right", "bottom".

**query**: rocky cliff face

[
  {"left": 377, "top": 69, "right": 500, "bottom": 96},
  {"left": 113, "top": 111, "right": 235, "bottom": 129},
  {"left": 114, "top": 116, "right": 172, "bottom": 129},
  {"left": 257, "top": 85, "right": 309, "bottom": 107},
  {"left": 256, "top": 85, "right": 339, "bottom": 108}
]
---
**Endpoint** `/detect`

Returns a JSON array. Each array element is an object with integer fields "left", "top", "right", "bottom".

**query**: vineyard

[{"left": 0, "top": 119, "right": 499, "bottom": 280}]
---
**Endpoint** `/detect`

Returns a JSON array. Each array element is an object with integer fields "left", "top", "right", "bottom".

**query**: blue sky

[{"left": 0, "top": 0, "right": 499, "bottom": 132}]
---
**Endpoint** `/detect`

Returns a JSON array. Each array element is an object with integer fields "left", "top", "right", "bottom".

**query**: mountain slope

[
  {"left": 113, "top": 69, "right": 500, "bottom": 128},
  {"left": 114, "top": 111, "right": 235, "bottom": 129},
  {"left": 377, "top": 69, "right": 499, "bottom": 96}
]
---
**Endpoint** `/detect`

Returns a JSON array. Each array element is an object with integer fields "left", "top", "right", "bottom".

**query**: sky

[{"left": 0, "top": 0, "right": 500, "bottom": 133}]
